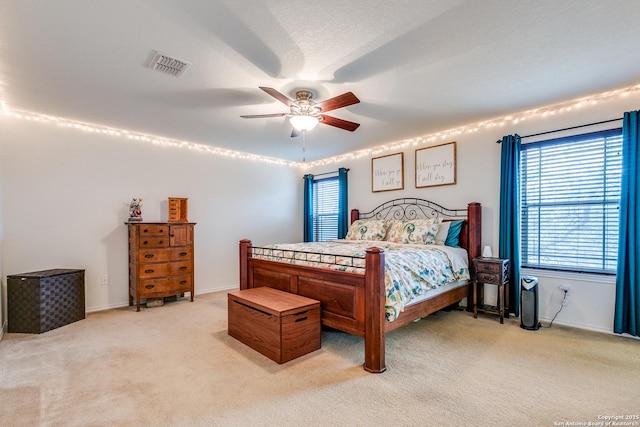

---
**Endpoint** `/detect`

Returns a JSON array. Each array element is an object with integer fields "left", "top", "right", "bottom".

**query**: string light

[
  {"left": 305, "top": 83, "right": 640, "bottom": 168},
  {"left": 2, "top": 82, "right": 640, "bottom": 169},
  {"left": 0, "top": 106, "right": 298, "bottom": 167}
]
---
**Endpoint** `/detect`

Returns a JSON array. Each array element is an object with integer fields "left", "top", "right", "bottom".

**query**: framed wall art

[
  {"left": 371, "top": 152, "right": 404, "bottom": 192},
  {"left": 415, "top": 141, "right": 456, "bottom": 188}
]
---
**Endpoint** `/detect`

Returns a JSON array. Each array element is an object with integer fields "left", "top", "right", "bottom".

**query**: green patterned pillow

[
  {"left": 386, "top": 218, "right": 442, "bottom": 244},
  {"left": 345, "top": 219, "right": 391, "bottom": 241}
]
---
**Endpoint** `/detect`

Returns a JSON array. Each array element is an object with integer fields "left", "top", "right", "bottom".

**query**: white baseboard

[
  {"left": 539, "top": 316, "right": 613, "bottom": 335},
  {"left": 537, "top": 316, "right": 639, "bottom": 340},
  {"left": 84, "top": 285, "right": 238, "bottom": 314},
  {"left": 85, "top": 302, "right": 131, "bottom": 314},
  {"left": 0, "top": 319, "right": 6, "bottom": 341},
  {"left": 196, "top": 285, "right": 237, "bottom": 295}
]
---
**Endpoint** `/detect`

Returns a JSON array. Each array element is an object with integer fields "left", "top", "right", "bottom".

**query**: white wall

[
  {"left": 0, "top": 118, "right": 302, "bottom": 319},
  {"left": 2, "top": 90, "right": 638, "bottom": 335},
  {"left": 0, "top": 150, "right": 3, "bottom": 338},
  {"left": 309, "top": 91, "right": 640, "bottom": 334}
]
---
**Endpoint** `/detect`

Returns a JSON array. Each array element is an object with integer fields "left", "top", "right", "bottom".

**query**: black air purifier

[{"left": 520, "top": 276, "right": 540, "bottom": 330}]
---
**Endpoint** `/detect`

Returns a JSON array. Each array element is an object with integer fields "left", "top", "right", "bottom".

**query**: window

[
  {"left": 304, "top": 168, "right": 348, "bottom": 242},
  {"left": 312, "top": 176, "right": 339, "bottom": 241},
  {"left": 520, "top": 128, "right": 622, "bottom": 274}
]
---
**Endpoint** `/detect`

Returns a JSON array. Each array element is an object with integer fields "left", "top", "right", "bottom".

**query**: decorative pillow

[
  {"left": 386, "top": 218, "right": 441, "bottom": 245},
  {"left": 434, "top": 221, "right": 451, "bottom": 245},
  {"left": 344, "top": 219, "right": 391, "bottom": 241},
  {"left": 445, "top": 220, "right": 464, "bottom": 247}
]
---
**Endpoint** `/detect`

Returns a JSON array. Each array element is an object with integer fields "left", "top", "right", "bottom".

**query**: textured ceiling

[{"left": 1, "top": 0, "right": 640, "bottom": 162}]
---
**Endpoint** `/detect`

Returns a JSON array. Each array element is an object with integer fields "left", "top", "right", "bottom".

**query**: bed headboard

[{"left": 350, "top": 198, "right": 482, "bottom": 264}]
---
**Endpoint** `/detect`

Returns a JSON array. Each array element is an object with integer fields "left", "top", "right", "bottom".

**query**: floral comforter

[{"left": 252, "top": 240, "right": 469, "bottom": 322}]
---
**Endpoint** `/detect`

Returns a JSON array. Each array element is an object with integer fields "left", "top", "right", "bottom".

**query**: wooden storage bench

[{"left": 228, "top": 287, "right": 321, "bottom": 364}]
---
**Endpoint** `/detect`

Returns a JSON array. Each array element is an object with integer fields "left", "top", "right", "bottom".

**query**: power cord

[{"left": 541, "top": 289, "right": 567, "bottom": 328}]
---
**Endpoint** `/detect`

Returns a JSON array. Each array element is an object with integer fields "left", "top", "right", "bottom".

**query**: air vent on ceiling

[{"left": 148, "top": 51, "right": 191, "bottom": 77}]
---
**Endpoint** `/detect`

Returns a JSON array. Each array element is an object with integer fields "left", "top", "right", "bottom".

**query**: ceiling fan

[{"left": 241, "top": 87, "right": 360, "bottom": 137}]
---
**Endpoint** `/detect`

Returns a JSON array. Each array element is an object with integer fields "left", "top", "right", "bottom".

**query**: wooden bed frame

[{"left": 239, "top": 199, "right": 481, "bottom": 373}]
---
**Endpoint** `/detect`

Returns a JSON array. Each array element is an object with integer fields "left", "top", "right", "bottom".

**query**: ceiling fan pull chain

[{"left": 302, "top": 130, "right": 307, "bottom": 162}]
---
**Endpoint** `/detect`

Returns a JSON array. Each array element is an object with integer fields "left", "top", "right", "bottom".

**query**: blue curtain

[
  {"left": 338, "top": 167, "right": 349, "bottom": 239},
  {"left": 303, "top": 174, "right": 314, "bottom": 242},
  {"left": 499, "top": 134, "right": 522, "bottom": 316},
  {"left": 614, "top": 111, "right": 640, "bottom": 336}
]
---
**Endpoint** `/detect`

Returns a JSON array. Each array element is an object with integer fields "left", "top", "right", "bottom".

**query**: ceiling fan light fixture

[
  {"left": 241, "top": 87, "right": 360, "bottom": 135},
  {"left": 289, "top": 115, "right": 320, "bottom": 132}
]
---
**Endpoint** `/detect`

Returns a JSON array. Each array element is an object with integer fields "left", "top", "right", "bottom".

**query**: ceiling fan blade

[
  {"left": 291, "top": 128, "right": 302, "bottom": 138},
  {"left": 240, "top": 113, "right": 287, "bottom": 119},
  {"left": 316, "top": 92, "right": 360, "bottom": 113},
  {"left": 320, "top": 115, "right": 360, "bottom": 132},
  {"left": 259, "top": 86, "right": 293, "bottom": 106}
]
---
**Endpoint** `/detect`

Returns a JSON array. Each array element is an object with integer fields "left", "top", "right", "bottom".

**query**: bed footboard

[{"left": 239, "top": 239, "right": 388, "bottom": 373}]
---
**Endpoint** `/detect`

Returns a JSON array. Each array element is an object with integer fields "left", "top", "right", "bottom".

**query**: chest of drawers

[{"left": 128, "top": 222, "right": 195, "bottom": 311}]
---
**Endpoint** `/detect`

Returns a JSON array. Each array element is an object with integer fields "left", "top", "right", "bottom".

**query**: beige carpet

[{"left": 1, "top": 290, "right": 638, "bottom": 427}]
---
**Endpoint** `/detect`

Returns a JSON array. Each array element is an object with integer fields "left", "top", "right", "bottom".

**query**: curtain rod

[
  {"left": 496, "top": 117, "right": 622, "bottom": 143},
  {"left": 520, "top": 117, "right": 622, "bottom": 139},
  {"left": 306, "top": 168, "right": 350, "bottom": 178}
]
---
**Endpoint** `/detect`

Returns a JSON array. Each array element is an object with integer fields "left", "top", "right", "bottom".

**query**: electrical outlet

[
  {"left": 560, "top": 284, "right": 572, "bottom": 306},
  {"left": 101, "top": 274, "right": 109, "bottom": 285}
]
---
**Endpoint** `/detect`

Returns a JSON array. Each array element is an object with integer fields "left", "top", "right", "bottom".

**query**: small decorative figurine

[{"left": 128, "top": 198, "right": 143, "bottom": 222}]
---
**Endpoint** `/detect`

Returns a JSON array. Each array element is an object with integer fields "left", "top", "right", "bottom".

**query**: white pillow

[{"left": 434, "top": 221, "right": 451, "bottom": 245}]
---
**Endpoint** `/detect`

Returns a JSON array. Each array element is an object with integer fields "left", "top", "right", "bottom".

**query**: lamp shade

[
  {"left": 482, "top": 245, "right": 493, "bottom": 257},
  {"left": 290, "top": 115, "right": 319, "bottom": 132}
]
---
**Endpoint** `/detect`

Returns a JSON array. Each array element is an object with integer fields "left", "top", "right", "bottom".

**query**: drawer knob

[
  {"left": 145, "top": 284, "right": 154, "bottom": 289},
  {"left": 143, "top": 241, "right": 148, "bottom": 245},
  {"left": 145, "top": 269, "right": 154, "bottom": 274},
  {"left": 179, "top": 252, "right": 188, "bottom": 256},
  {"left": 144, "top": 254, "right": 154, "bottom": 259},
  {"left": 180, "top": 280, "right": 188, "bottom": 285},
  {"left": 179, "top": 266, "right": 187, "bottom": 271}
]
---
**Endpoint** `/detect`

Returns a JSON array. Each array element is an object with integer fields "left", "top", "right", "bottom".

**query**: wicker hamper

[{"left": 8, "top": 268, "right": 85, "bottom": 333}]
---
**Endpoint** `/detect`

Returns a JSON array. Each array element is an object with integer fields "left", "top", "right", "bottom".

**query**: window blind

[
  {"left": 313, "top": 176, "right": 339, "bottom": 241},
  {"left": 520, "top": 128, "right": 622, "bottom": 274}
]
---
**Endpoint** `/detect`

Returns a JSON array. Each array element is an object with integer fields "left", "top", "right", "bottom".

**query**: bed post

[
  {"left": 467, "top": 203, "right": 481, "bottom": 312},
  {"left": 350, "top": 208, "right": 360, "bottom": 224},
  {"left": 467, "top": 203, "right": 481, "bottom": 265},
  {"left": 364, "top": 247, "right": 386, "bottom": 373},
  {"left": 239, "top": 239, "right": 252, "bottom": 290}
]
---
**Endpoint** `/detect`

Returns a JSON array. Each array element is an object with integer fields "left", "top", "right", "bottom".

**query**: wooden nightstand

[{"left": 473, "top": 257, "right": 510, "bottom": 324}]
